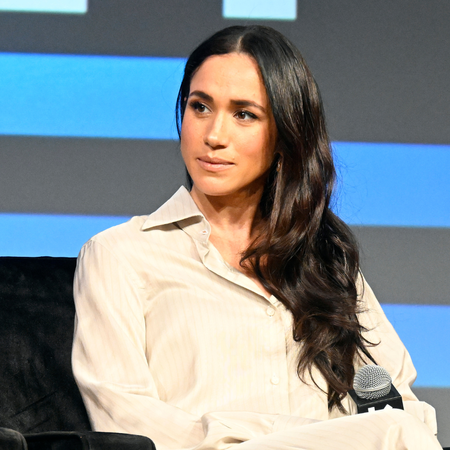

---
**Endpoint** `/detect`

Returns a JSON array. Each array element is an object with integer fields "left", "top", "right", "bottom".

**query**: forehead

[{"left": 190, "top": 53, "right": 268, "bottom": 103}]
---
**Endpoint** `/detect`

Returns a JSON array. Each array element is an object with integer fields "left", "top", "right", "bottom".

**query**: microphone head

[{"left": 353, "top": 365, "right": 392, "bottom": 400}]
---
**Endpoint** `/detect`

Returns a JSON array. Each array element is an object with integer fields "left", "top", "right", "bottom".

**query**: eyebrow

[{"left": 189, "top": 90, "right": 267, "bottom": 114}]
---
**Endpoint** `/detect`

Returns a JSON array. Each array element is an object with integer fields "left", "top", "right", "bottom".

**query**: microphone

[{"left": 348, "top": 365, "right": 404, "bottom": 413}]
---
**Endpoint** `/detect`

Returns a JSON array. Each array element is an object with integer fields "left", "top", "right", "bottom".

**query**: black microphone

[{"left": 348, "top": 365, "right": 404, "bottom": 413}]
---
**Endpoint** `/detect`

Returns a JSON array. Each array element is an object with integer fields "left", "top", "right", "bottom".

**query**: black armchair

[{"left": 0, "top": 256, "right": 155, "bottom": 449}]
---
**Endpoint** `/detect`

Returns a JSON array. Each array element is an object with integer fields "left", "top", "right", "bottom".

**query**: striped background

[{"left": 0, "top": 0, "right": 448, "bottom": 445}]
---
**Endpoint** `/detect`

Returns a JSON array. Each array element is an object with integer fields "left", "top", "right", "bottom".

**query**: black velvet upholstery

[
  {"left": 0, "top": 257, "right": 90, "bottom": 433},
  {"left": 0, "top": 256, "right": 156, "bottom": 449},
  {"left": 25, "top": 431, "right": 156, "bottom": 450},
  {"left": 0, "top": 428, "right": 157, "bottom": 450}
]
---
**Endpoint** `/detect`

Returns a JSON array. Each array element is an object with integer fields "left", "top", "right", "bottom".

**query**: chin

[{"left": 191, "top": 180, "right": 236, "bottom": 198}]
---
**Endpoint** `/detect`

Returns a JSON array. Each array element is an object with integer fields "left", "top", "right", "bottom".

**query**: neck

[
  {"left": 190, "top": 185, "right": 263, "bottom": 239},
  {"left": 190, "top": 184, "right": 273, "bottom": 298}
]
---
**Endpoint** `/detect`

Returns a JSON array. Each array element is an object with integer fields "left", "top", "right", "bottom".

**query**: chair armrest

[
  {"left": 0, "top": 427, "right": 27, "bottom": 450},
  {"left": 25, "top": 431, "right": 156, "bottom": 450}
]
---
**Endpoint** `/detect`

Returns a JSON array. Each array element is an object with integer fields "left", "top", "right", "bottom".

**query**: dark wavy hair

[{"left": 176, "top": 25, "right": 375, "bottom": 411}]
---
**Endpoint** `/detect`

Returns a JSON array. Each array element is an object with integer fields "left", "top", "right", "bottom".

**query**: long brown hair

[{"left": 176, "top": 25, "right": 375, "bottom": 411}]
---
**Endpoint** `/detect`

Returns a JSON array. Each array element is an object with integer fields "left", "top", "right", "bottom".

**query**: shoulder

[
  {"left": 76, "top": 215, "right": 152, "bottom": 270},
  {"left": 77, "top": 187, "right": 204, "bottom": 277},
  {"left": 75, "top": 216, "right": 152, "bottom": 289},
  {"left": 355, "top": 273, "right": 397, "bottom": 357},
  {"left": 88, "top": 214, "right": 149, "bottom": 251},
  {"left": 79, "top": 186, "right": 196, "bottom": 258},
  {"left": 356, "top": 273, "right": 384, "bottom": 319}
]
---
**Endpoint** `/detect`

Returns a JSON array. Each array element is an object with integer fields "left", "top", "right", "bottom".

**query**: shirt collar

[
  {"left": 142, "top": 187, "right": 276, "bottom": 302},
  {"left": 141, "top": 186, "right": 205, "bottom": 231}
]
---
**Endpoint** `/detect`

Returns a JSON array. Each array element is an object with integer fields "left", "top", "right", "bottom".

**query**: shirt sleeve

[
  {"left": 356, "top": 275, "right": 438, "bottom": 435},
  {"left": 72, "top": 239, "right": 318, "bottom": 450}
]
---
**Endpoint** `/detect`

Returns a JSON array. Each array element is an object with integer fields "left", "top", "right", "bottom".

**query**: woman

[{"left": 72, "top": 26, "right": 440, "bottom": 449}]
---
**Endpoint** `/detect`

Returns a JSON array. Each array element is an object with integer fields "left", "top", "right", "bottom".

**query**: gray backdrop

[{"left": 0, "top": 0, "right": 448, "bottom": 445}]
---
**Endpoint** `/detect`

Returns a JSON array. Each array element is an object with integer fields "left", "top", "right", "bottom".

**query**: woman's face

[{"left": 181, "top": 52, "right": 277, "bottom": 201}]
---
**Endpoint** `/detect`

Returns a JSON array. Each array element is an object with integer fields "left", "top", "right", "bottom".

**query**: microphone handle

[{"left": 349, "top": 385, "right": 404, "bottom": 414}]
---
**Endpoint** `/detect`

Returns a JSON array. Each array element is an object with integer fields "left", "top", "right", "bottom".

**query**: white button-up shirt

[{"left": 72, "top": 187, "right": 437, "bottom": 450}]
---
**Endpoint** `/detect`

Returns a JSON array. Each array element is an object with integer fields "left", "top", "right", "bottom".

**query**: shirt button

[
  {"left": 201, "top": 230, "right": 208, "bottom": 235},
  {"left": 270, "top": 376, "right": 280, "bottom": 385},
  {"left": 266, "top": 307, "right": 275, "bottom": 317}
]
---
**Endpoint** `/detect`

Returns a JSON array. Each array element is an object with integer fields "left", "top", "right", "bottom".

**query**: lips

[
  {"left": 196, "top": 155, "right": 234, "bottom": 172},
  {"left": 198, "top": 156, "right": 233, "bottom": 164}
]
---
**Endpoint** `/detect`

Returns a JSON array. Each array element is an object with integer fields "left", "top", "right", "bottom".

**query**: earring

[{"left": 276, "top": 158, "right": 282, "bottom": 173}]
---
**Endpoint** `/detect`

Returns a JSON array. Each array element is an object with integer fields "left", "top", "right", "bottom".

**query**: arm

[
  {"left": 72, "top": 239, "right": 204, "bottom": 448},
  {"left": 356, "top": 275, "right": 437, "bottom": 434}
]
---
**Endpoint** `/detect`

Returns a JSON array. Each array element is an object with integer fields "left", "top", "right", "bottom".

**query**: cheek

[
  {"left": 180, "top": 134, "right": 191, "bottom": 168},
  {"left": 180, "top": 121, "right": 194, "bottom": 157},
  {"left": 245, "top": 130, "right": 276, "bottom": 166},
  {"left": 180, "top": 115, "right": 201, "bottom": 150}
]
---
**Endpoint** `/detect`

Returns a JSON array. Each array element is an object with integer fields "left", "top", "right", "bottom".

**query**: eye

[
  {"left": 189, "top": 101, "right": 209, "bottom": 114},
  {"left": 235, "top": 110, "right": 257, "bottom": 121}
]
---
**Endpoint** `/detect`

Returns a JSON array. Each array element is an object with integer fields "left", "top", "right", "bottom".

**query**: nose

[{"left": 204, "top": 113, "right": 229, "bottom": 149}]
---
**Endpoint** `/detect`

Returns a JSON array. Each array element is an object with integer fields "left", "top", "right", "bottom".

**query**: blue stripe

[
  {"left": 223, "top": 0, "right": 297, "bottom": 20},
  {"left": 0, "top": 213, "right": 128, "bottom": 257},
  {"left": 0, "top": 53, "right": 185, "bottom": 139},
  {"left": 382, "top": 304, "right": 450, "bottom": 388},
  {"left": 334, "top": 142, "right": 450, "bottom": 228},
  {"left": 0, "top": 0, "right": 88, "bottom": 13}
]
